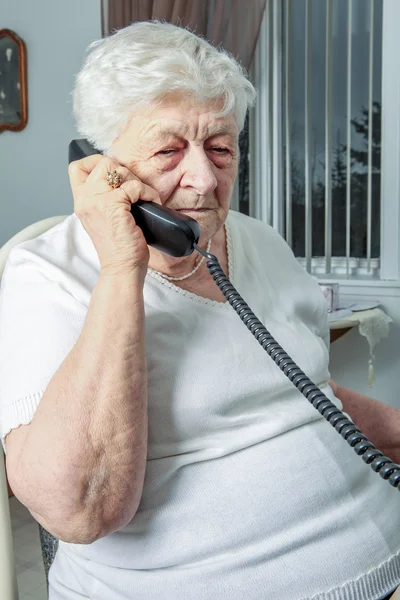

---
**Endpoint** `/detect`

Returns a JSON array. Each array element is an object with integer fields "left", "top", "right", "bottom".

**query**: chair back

[
  {"left": 0, "top": 216, "right": 67, "bottom": 600},
  {"left": 0, "top": 216, "right": 67, "bottom": 279}
]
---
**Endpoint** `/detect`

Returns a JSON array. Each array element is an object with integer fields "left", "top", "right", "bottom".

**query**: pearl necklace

[{"left": 148, "top": 239, "right": 212, "bottom": 281}]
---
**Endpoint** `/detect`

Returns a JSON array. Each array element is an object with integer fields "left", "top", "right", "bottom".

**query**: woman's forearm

[
  {"left": 331, "top": 380, "right": 400, "bottom": 464},
  {"left": 8, "top": 271, "right": 148, "bottom": 543}
]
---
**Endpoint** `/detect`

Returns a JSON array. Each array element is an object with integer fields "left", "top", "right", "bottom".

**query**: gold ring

[{"left": 106, "top": 169, "right": 122, "bottom": 189}]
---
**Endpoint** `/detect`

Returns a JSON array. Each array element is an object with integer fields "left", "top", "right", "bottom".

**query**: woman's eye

[
  {"left": 211, "top": 147, "right": 229, "bottom": 154},
  {"left": 158, "top": 149, "right": 176, "bottom": 155}
]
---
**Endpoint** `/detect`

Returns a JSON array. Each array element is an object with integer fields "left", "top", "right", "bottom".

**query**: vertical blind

[{"left": 250, "top": 0, "right": 382, "bottom": 277}]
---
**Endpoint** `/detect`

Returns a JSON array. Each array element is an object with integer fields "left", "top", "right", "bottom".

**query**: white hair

[{"left": 72, "top": 20, "right": 256, "bottom": 153}]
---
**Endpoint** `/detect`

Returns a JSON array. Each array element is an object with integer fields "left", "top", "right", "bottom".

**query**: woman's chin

[{"left": 177, "top": 208, "right": 224, "bottom": 238}]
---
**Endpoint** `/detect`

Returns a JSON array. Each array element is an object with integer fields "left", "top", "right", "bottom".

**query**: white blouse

[{"left": 0, "top": 210, "right": 399, "bottom": 600}]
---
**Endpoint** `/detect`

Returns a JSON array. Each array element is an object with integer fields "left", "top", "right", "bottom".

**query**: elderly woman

[{"left": 0, "top": 20, "right": 399, "bottom": 600}]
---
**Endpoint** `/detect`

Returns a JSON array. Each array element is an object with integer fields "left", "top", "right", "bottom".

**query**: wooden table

[
  {"left": 330, "top": 327, "right": 354, "bottom": 343},
  {"left": 329, "top": 307, "right": 384, "bottom": 344}
]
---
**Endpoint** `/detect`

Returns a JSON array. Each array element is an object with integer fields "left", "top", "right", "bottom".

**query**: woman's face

[{"left": 111, "top": 95, "right": 239, "bottom": 242}]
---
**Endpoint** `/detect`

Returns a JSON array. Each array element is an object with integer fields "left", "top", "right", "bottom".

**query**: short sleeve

[{"left": 0, "top": 244, "right": 89, "bottom": 451}]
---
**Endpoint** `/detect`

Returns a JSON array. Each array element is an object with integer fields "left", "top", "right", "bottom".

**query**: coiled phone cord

[{"left": 194, "top": 244, "right": 400, "bottom": 491}]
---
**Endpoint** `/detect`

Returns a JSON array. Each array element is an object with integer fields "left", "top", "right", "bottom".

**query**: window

[{"left": 247, "top": 0, "right": 400, "bottom": 281}]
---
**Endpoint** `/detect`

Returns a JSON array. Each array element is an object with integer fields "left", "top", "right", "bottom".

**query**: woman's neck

[
  {"left": 148, "top": 223, "right": 228, "bottom": 279},
  {"left": 147, "top": 224, "right": 229, "bottom": 302}
]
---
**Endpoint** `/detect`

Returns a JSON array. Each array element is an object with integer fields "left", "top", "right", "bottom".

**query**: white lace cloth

[{"left": 329, "top": 308, "right": 393, "bottom": 387}]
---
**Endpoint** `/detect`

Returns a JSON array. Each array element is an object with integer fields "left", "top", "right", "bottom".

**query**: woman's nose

[{"left": 180, "top": 149, "right": 218, "bottom": 196}]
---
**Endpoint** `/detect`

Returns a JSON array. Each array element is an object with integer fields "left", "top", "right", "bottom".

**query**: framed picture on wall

[{"left": 0, "top": 28, "right": 28, "bottom": 133}]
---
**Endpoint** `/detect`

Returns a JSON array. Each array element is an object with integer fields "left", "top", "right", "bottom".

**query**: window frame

[
  {"left": 248, "top": 0, "right": 400, "bottom": 286},
  {"left": 379, "top": 0, "right": 400, "bottom": 281}
]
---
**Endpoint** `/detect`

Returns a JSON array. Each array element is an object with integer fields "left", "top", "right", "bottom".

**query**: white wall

[
  {"left": 0, "top": 0, "right": 101, "bottom": 246},
  {"left": 329, "top": 284, "right": 400, "bottom": 409}
]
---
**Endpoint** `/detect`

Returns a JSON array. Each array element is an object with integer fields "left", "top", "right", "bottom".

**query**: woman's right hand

[{"left": 68, "top": 154, "right": 161, "bottom": 277}]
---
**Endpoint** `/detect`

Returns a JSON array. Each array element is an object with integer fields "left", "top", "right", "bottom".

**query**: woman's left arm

[{"left": 330, "top": 380, "right": 400, "bottom": 463}]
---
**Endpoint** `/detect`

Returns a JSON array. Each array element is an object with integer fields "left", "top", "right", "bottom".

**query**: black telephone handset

[
  {"left": 68, "top": 139, "right": 200, "bottom": 257},
  {"left": 69, "top": 139, "right": 400, "bottom": 492}
]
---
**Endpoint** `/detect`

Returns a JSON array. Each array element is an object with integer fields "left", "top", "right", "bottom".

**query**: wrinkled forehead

[
  {"left": 113, "top": 96, "right": 239, "bottom": 158},
  {"left": 143, "top": 118, "right": 238, "bottom": 142},
  {"left": 131, "top": 96, "right": 238, "bottom": 142}
]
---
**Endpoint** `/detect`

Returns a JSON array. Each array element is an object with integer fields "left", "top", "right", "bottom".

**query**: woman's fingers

[
  {"left": 68, "top": 154, "right": 104, "bottom": 187},
  {"left": 69, "top": 155, "right": 140, "bottom": 193},
  {"left": 117, "top": 179, "right": 161, "bottom": 206},
  {"left": 68, "top": 156, "right": 160, "bottom": 274}
]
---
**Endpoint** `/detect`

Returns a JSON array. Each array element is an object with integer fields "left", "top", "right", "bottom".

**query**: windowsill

[
  {"left": 314, "top": 276, "right": 400, "bottom": 289},
  {"left": 313, "top": 276, "right": 400, "bottom": 301}
]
